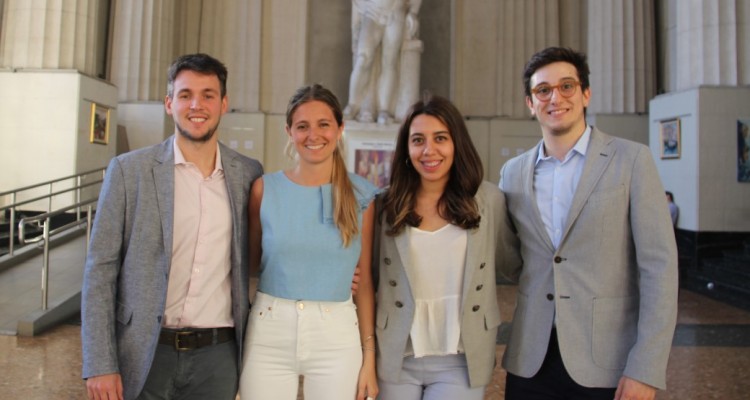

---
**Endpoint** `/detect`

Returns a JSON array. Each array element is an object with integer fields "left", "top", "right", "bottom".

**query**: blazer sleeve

[
  {"left": 81, "top": 157, "right": 127, "bottom": 379},
  {"left": 496, "top": 166, "right": 522, "bottom": 283},
  {"left": 623, "top": 146, "right": 679, "bottom": 388}
]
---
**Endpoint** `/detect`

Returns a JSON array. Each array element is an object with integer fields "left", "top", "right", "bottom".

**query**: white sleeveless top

[{"left": 406, "top": 223, "right": 468, "bottom": 357}]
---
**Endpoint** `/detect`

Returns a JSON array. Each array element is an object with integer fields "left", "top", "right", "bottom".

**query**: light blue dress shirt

[{"left": 533, "top": 126, "right": 592, "bottom": 249}]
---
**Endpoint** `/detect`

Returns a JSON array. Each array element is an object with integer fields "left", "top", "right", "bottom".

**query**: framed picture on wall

[
  {"left": 89, "top": 103, "right": 110, "bottom": 145},
  {"left": 738, "top": 119, "right": 750, "bottom": 182},
  {"left": 659, "top": 118, "right": 680, "bottom": 159},
  {"left": 346, "top": 135, "right": 396, "bottom": 189}
]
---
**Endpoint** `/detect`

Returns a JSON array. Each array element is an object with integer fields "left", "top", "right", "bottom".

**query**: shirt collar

[
  {"left": 535, "top": 125, "right": 592, "bottom": 164},
  {"left": 173, "top": 136, "right": 223, "bottom": 172}
]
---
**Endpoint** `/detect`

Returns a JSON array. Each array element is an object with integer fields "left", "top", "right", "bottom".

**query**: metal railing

[
  {"left": 19, "top": 200, "right": 98, "bottom": 310},
  {"left": 0, "top": 168, "right": 106, "bottom": 256}
]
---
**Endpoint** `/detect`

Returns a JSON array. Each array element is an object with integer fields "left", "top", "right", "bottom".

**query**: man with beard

[{"left": 81, "top": 53, "right": 263, "bottom": 400}]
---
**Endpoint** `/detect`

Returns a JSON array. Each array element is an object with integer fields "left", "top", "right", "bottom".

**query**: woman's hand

[{"left": 356, "top": 358, "right": 378, "bottom": 400}]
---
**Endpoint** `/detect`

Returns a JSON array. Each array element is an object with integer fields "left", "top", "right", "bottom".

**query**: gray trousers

[
  {"left": 136, "top": 340, "right": 238, "bottom": 400},
  {"left": 378, "top": 354, "right": 485, "bottom": 400}
]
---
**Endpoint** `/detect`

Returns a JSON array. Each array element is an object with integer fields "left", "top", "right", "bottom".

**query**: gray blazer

[
  {"left": 499, "top": 128, "right": 678, "bottom": 389},
  {"left": 373, "top": 181, "right": 519, "bottom": 388},
  {"left": 81, "top": 137, "right": 263, "bottom": 400}
]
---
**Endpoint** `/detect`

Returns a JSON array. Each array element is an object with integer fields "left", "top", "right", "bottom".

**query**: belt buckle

[{"left": 174, "top": 331, "right": 193, "bottom": 351}]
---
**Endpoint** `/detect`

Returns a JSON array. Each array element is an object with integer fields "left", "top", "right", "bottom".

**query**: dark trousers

[
  {"left": 505, "top": 329, "right": 616, "bottom": 400},
  {"left": 137, "top": 340, "right": 238, "bottom": 400}
]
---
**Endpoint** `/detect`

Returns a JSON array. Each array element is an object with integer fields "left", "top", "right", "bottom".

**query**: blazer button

[
  {"left": 476, "top": 284, "right": 483, "bottom": 291},
  {"left": 472, "top": 305, "right": 480, "bottom": 312},
  {"left": 546, "top": 293, "right": 554, "bottom": 301},
  {"left": 389, "top": 280, "right": 397, "bottom": 287},
  {"left": 384, "top": 257, "right": 392, "bottom": 265},
  {"left": 395, "top": 301, "right": 403, "bottom": 308},
  {"left": 479, "top": 262, "right": 486, "bottom": 269},
  {"left": 554, "top": 256, "right": 563, "bottom": 263}
]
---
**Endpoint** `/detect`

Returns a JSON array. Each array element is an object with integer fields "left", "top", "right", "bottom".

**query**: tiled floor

[
  {"left": 1, "top": 237, "right": 749, "bottom": 399},
  {"left": 1, "top": 285, "right": 749, "bottom": 399}
]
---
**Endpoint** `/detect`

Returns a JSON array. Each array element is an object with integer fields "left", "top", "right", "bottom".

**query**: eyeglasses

[{"left": 530, "top": 79, "right": 582, "bottom": 101}]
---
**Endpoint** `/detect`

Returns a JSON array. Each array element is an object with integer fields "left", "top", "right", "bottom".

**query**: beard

[{"left": 175, "top": 121, "right": 218, "bottom": 143}]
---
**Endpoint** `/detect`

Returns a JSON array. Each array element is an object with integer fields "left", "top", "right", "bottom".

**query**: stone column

[
  {"left": 0, "top": 0, "right": 99, "bottom": 74},
  {"left": 587, "top": 0, "right": 656, "bottom": 114},
  {"left": 496, "top": 0, "right": 562, "bottom": 118},
  {"left": 197, "top": 0, "right": 262, "bottom": 112},
  {"left": 260, "top": 0, "right": 310, "bottom": 114},
  {"left": 674, "top": 0, "right": 750, "bottom": 90},
  {"left": 109, "top": 0, "right": 176, "bottom": 101},
  {"left": 454, "top": 0, "right": 562, "bottom": 118}
]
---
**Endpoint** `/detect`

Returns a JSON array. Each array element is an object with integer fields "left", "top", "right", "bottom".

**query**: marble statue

[{"left": 344, "top": 0, "right": 423, "bottom": 124}]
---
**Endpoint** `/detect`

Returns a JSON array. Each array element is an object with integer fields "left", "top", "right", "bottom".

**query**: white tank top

[{"left": 406, "top": 224, "right": 468, "bottom": 357}]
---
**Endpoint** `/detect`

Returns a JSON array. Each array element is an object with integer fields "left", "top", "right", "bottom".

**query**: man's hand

[
  {"left": 86, "top": 373, "right": 124, "bottom": 400},
  {"left": 351, "top": 265, "right": 361, "bottom": 295},
  {"left": 614, "top": 376, "right": 656, "bottom": 400}
]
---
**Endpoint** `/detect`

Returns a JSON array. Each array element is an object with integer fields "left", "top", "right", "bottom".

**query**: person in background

[
  {"left": 666, "top": 191, "right": 679, "bottom": 227},
  {"left": 81, "top": 53, "right": 263, "bottom": 400},
  {"left": 373, "top": 94, "right": 518, "bottom": 399},
  {"left": 499, "top": 46, "right": 678, "bottom": 400},
  {"left": 239, "top": 84, "right": 378, "bottom": 400}
]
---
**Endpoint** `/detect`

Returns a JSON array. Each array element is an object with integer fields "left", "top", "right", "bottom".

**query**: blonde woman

[{"left": 239, "top": 84, "right": 378, "bottom": 400}]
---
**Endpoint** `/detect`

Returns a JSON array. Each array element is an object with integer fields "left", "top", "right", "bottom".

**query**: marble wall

[
  {"left": 650, "top": 86, "right": 750, "bottom": 232},
  {"left": 1, "top": 0, "right": 749, "bottom": 236},
  {"left": 0, "top": 71, "right": 116, "bottom": 205}
]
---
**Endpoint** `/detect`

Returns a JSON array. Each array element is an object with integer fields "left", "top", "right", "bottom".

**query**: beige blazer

[
  {"left": 499, "top": 128, "right": 678, "bottom": 389},
  {"left": 373, "top": 181, "right": 519, "bottom": 387}
]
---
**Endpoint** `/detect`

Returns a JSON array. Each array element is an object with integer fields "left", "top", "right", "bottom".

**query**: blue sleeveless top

[{"left": 257, "top": 171, "right": 378, "bottom": 301}]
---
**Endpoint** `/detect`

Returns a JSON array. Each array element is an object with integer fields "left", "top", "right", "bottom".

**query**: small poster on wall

[
  {"left": 347, "top": 138, "right": 395, "bottom": 189},
  {"left": 738, "top": 119, "right": 750, "bottom": 182},
  {"left": 659, "top": 118, "right": 680, "bottom": 159},
  {"left": 90, "top": 103, "right": 110, "bottom": 145}
]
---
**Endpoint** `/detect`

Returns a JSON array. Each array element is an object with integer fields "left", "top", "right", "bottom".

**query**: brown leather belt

[{"left": 158, "top": 327, "right": 234, "bottom": 351}]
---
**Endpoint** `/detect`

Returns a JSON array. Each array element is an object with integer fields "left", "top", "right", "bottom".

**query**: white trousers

[{"left": 239, "top": 291, "right": 363, "bottom": 400}]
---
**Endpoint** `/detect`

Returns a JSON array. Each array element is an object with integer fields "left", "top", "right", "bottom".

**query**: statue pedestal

[{"left": 343, "top": 121, "right": 399, "bottom": 188}]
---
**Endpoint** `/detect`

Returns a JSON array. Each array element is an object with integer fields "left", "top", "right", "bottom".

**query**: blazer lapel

[
  {"left": 560, "top": 128, "right": 615, "bottom": 242},
  {"left": 219, "top": 144, "right": 247, "bottom": 280},
  {"left": 460, "top": 192, "right": 485, "bottom": 311},
  {"left": 393, "top": 229, "right": 415, "bottom": 288},
  {"left": 153, "top": 138, "right": 175, "bottom": 268},
  {"left": 524, "top": 142, "right": 556, "bottom": 252},
  {"left": 219, "top": 145, "right": 242, "bottom": 236}
]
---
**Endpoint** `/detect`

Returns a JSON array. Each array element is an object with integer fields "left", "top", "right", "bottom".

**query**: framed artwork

[
  {"left": 345, "top": 133, "right": 396, "bottom": 189},
  {"left": 660, "top": 118, "right": 680, "bottom": 159},
  {"left": 89, "top": 103, "right": 110, "bottom": 145},
  {"left": 738, "top": 119, "right": 750, "bottom": 182}
]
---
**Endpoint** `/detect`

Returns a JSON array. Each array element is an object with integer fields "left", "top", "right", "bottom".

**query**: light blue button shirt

[{"left": 533, "top": 126, "right": 592, "bottom": 249}]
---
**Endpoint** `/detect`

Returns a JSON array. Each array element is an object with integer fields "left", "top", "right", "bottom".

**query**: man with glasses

[{"left": 498, "top": 47, "right": 678, "bottom": 400}]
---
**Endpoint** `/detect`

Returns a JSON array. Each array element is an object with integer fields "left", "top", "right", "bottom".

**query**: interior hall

[{"left": 0, "top": 1, "right": 749, "bottom": 399}]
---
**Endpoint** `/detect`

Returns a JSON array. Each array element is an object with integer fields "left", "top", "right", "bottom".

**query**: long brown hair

[
  {"left": 381, "top": 94, "right": 483, "bottom": 235},
  {"left": 286, "top": 84, "right": 359, "bottom": 247}
]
